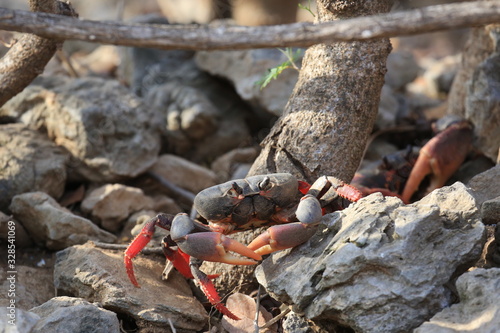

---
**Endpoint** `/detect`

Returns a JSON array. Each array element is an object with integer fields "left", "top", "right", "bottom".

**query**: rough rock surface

[
  {"left": 29, "top": 297, "right": 120, "bottom": 333},
  {"left": 54, "top": 243, "right": 208, "bottom": 332},
  {"left": 81, "top": 184, "right": 156, "bottom": 232},
  {"left": 467, "top": 164, "right": 500, "bottom": 206},
  {"left": 0, "top": 124, "right": 68, "bottom": 212},
  {"left": 9, "top": 192, "right": 116, "bottom": 250},
  {"left": 255, "top": 182, "right": 485, "bottom": 333},
  {"left": 211, "top": 146, "right": 260, "bottom": 182},
  {"left": 0, "top": 308, "right": 40, "bottom": 333},
  {"left": 0, "top": 76, "right": 161, "bottom": 182},
  {"left": 0, "top": 265, "right": 54, "bottom": 311},
  {"left": 120, "top": 33, "right": 253, "bottom": 162},
  {"left": 415, "top": 268, "right": 500, "bottom": 333},
  {"left": 448, "top": 25, "right": 500, "bottom": 162},
  {"left": 0, "top": 214, "right": 33, "bottom": 248},
  {"left": 480, "top": 196, "right": 500, "bottom": 224}
]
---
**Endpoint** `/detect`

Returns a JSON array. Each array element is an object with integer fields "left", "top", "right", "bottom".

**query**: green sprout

[
  {"left": 256, "top": 48, "right": 302, "bottom": 90},
  {"left": 298, "top": 0, "right": 316, "bottom": 18}
]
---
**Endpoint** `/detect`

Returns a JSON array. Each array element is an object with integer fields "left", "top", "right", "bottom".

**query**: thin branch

[{"left": 1, "top": 1, "right": 500, "bottom": 51}]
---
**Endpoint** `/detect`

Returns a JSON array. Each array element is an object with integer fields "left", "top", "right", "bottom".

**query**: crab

[
  {"left": 352, "top": 145, "right": 419, "bottom": 199},
  {"left": 401, "top": 117, "right": 473, "bottom": 203},
  {"left": 124, "top": 173, "right": 362, "bottom": 320}
]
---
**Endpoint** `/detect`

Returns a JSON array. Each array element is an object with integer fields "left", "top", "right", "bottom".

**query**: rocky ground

[{"left": 1, "top": 6, "right": 500, "bottom": 333}]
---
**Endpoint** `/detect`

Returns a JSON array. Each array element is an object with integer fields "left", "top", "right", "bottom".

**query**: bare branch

[{"left": 1, "top": 1, "right": 500, "bottom": 50}]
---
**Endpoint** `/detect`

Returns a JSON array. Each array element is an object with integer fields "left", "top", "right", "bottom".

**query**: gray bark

[
  {"left": 249, "top": 0, "right": 394, "bottom": 183},
  {"left": 1, "top": 2, "right": 500, "bottom": 50}
]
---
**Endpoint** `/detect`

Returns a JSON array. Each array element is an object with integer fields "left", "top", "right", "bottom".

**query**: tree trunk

[
  {"left": 0, "top": 0, "right": 76, "bottom": 107},
  {"left": 249, "top": 0, "right": 394, "bottom": 183}
]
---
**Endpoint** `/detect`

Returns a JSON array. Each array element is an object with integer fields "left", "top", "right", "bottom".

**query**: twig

[
  {"left": 167, "top": 318, "right": 177, "bottom": 333},
  {"left": 259, "top": 307, "right": 291, "bottom": 330},
  {"left": 254, "top": 285, "right": 262, "bottom": 333},
  {"left": 0, "top": 1, "right": 499, "bottom": 50},
  {"left": 56, "top": 49, "right": 79, "bottom": 78}
]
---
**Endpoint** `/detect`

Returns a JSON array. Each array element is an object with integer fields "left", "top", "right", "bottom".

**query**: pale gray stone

[
  {"left": 30, "top": 297, "right": 120, "bottom": 333},
  {"left": 9, "top": 192, "right": 116, "bottom": 250},
  {"left": 0, "top": 124, "right": 68, "bottom": 212},
  {"left": 54, "top": 243, "right": 208, "bottom": 331},
  {"left": 415, "top": 268, "right": 500, "bottom": 333},
  {"left": 256, "top": 182, "right": 485, "bottom": 333}
]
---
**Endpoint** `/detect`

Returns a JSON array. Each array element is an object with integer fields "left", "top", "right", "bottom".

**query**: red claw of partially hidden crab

[{"left": 401, "top": 120, "right": 473, "bottom": 203}]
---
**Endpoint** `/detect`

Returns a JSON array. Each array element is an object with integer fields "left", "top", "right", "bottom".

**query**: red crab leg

[
  {"left": 298, "top": 180, "right": 311, "bottom": 195},
  {"left": 124, "top": 217, "right": 157, "bottom": 287},
  {"left": 189, "top": 257, "right": 240, "bottom": 320},
  {"left": 162, "top": 246, "right": 194, "bottom": 279},
  {"left": 124, "top": 214, "right": 196, "bottom": 287}
]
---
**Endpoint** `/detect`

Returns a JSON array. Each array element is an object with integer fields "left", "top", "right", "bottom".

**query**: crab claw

[
  {"left": 176, "top": 232, "right": 262, "bottom": 265},
  {"left": 247, "top": 222, "right": 318, "bottom": 256},
  {"left": 401, "top": 119, "right": 473, "bottom": 203}
]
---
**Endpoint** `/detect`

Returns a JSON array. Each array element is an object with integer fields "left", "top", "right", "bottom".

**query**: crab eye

[
  {"left": 226, "top": 182, "right": 243, "bottom": 198},
  {"left": 258, "top": 177, "right": 272, "bottom": 191}
]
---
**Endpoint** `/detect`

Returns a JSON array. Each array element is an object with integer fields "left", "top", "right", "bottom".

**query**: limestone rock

[
  {"left": 0, "top": 76, "right": 161, "bottom": 182},
  {"left": 0, "top": 214, "right": 33, "bottom": 248},
  {"left": 9, "top": 192, "right": 116, "bottom": 250},
  {"left": 81, "top": 184, "right": 155, "bottom": 232},
  {"left": 385, "top": 51, "right": 420, "bottom": 90},
  {"left": 255, "top": 183, "right": 485, "bottom": 333},
  {"left": 481, "top": 196, "right": 500, "bottom": 224},
  {"left": 448, "top": 25, "right": 500, "bottom": 162},
  {"left": 0, "top": 308, "right": 40, "bottom": 333},
  {"left": 467, "top": 164, "right": 500, "bottom": 206},
  {"left": 415, "top": 268, "right": 500, "bottom": 333},
  {"left": 211, "top": 147, "right": 260, "bottom": 182},
  {"left": 0, "top": 124, "right": 68, "bottom": 212},
  {"left": 148, "top": 154, "right": 218, "bottom": 194},
  {"left": 376, "top": 84, "right": 400, "bottom": 129},
  {"left": 54, "top": 243, "right": 208, "bottom": 331},
  {"left": 147, "top": 82, "right": 219, "bottom": 140},
  {"left": 30, "top": 297, "right": 120, "bottom": 333},
  {"left": 0, "top": 265, "right": 54, "bottom": 311}
]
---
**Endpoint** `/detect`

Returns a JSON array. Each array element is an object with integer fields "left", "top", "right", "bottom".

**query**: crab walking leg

[
  {"left": 248, "top": 195, "right": 322, "bottom": 255},
  {"left": 124, "top": 214, "right": 174, "bottom": 287},
  {"left": 189, "top": 257, "right": 240, "bottom": 320},
  {"left": 124, "top": 213, "right": 196, "bottom": 287}
]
